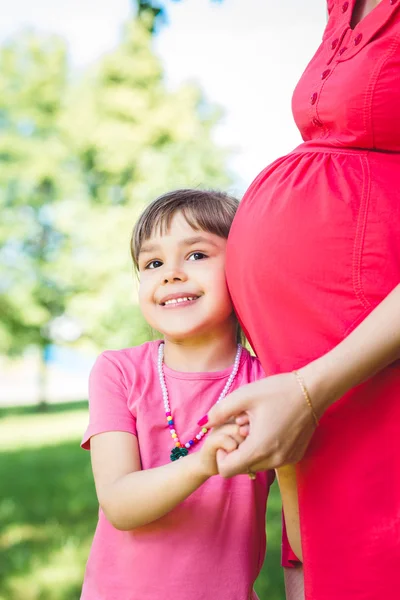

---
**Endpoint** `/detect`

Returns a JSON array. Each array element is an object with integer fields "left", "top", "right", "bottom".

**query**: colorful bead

[
  {"left": 167, "top": 416, "right": 172, "bottom": 421},
  {"left": 202, "top": 428, "right": 208, "bottom": 434}
]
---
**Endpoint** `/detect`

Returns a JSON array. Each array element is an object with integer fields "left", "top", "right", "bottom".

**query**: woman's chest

[
  {"left": 292, "top": 2, "right": 400, "bottom": 150},
  {"left": 351, "top": 0, "right": 381, "bottom": 29}
]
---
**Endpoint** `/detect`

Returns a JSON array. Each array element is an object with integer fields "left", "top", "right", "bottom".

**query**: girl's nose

[{"left": 162, "top": 267, "right": 188, "bottom": 284}]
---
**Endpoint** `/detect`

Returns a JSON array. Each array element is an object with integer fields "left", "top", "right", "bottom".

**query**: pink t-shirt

[{"left": 81, "top": 341, "right": 291, "bottom": 600}]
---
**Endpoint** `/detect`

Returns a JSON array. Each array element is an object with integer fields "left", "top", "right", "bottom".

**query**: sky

[{"left": 0, "top": 0, "right": 326, "bottom": 190}]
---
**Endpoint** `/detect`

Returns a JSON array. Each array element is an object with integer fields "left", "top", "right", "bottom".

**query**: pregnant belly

[{"left": 226, "top": 146, "right": 400, "bottom": 374}]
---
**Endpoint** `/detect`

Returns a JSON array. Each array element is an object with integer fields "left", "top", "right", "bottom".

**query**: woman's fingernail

[{"left": 197, "top": 415, "right": 209, "bottom": 427}]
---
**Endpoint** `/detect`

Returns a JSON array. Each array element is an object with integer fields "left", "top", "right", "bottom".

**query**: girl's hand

[
  {"left": 236, "top": 412, "right": 250, "bottom": 437},
  {"left": 205, "top": 372, "right": 319, "bottom": 477},
  {"left": 197, "top": 423, "right": 245, "bottom": 478}
]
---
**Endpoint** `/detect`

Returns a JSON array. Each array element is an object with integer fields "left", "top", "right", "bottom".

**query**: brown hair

[{"left": 130, "top": 188, "right": 239, "bottom": 269}]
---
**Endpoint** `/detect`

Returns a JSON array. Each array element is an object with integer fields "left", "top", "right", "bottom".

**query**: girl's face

[{"left": 137, "top": 211, "right": 234, "bottom": 343}]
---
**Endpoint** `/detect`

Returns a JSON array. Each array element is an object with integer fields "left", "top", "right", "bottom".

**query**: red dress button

[
  {"left": 312, "top": 118, "right": 323, "bottom": 128},
  {"left": 331, "top": 38, "right": 339, "bottom": 50},
  {"left": 342, "top": 1, "right": 349, "bottom": 12},
  {"left": 311, "top": 93, "right": 318, "bottom": 105},
  {"left": 339, "top": 46, "right": 348, "bottom": 56},
  {"left": 354, "top": 33, "right": 363, "bottom": 46},
  {"left": 321, "top": 69, "right": 331, "bottom": 80}
]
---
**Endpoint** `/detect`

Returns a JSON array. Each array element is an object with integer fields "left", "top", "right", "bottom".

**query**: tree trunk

[{"left": 37, "top": 344, "right": 50, "bottom": 410}]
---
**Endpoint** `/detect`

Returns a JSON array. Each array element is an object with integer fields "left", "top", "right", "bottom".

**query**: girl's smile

[{"left": 158, "top": 292, "right": 201, "bottom": 308}]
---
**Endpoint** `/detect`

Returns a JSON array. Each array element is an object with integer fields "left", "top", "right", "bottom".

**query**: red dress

[{"left": 226, "top": 1, "right": 400, "bottom": 598}]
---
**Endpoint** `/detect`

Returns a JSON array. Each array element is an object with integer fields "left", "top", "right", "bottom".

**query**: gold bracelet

[{"left": 293, "top": 370, "right": 319, "bottom": 427}]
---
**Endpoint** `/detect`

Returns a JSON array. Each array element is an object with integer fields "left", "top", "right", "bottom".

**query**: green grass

[{"left": 0, "top": 406, "right": 285, "bottom": 600}]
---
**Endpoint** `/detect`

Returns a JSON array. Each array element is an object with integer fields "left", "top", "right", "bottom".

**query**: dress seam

[
  {"left": 343, "top": 306, "right": 372, "bottom": 338},
  {"left": 352, "top": 153, "right": 371, "bottom": 311},
  {"left": 364, "top": 32, "right": 400, "bottom": 148}
]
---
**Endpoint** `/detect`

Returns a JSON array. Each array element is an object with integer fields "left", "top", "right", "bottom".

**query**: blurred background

[{"left": 0, "top": 1, "right": 324, "bottom": 598}]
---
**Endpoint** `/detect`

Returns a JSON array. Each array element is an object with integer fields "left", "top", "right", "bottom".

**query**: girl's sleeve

[
  {"left": 81, "top": 352, "right": 137, "bottom": 450},
  {"left": 282, "top": 516, "right": 302, "bottom": 568}
]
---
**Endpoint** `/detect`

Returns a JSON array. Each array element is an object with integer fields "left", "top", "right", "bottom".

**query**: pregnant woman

[{"left": 207, "top": 1, "right": 400, "bottom": 598}]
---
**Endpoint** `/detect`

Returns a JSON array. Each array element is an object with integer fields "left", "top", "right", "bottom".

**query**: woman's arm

[
  {"left": 206, "top": 284, "right": 400, "bottom": 476},
  {"left": 303, "top": 283, "right": 400, "bottom": 417},
  {"left": 90, "top": 424, "right": 241, "bottom": 530}
]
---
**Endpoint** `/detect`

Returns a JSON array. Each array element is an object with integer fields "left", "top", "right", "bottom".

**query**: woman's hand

[{"left": 206, "top": 372, "right": 318, "bottom": 477}]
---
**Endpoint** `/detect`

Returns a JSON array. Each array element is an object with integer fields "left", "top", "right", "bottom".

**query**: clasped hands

[{"left": 203, "top": 372, "right": 319, "bottom": 478}]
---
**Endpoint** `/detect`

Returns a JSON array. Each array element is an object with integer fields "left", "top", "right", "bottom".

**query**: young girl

[{"left": 80, "top": 188, "right": 299, "bottom": 600}]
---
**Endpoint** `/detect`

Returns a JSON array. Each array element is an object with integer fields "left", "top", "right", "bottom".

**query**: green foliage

[
  {"left": 0, "top": 18, "right": 232, "bottom": 355},
  {"left": 133, "top": 0, "right": 224, "bottom": 33},
  {"left": 0, "top": 34, "right": 78, "bottom": 354},
  {"left": 59, "top": 18, "right": 231, "bottom": 351},
  {"left": 0, "top": 439, "right": 96, "bottom": 599}
]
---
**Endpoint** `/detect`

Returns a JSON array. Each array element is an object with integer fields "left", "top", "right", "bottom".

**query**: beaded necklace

[{"left": 157, "top": 342, "right": 243, "bottom": 461}]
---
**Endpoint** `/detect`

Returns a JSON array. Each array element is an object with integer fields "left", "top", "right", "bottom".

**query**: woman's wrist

[{"left": 298, "top": 350, "right": 351, "bottom": 418}]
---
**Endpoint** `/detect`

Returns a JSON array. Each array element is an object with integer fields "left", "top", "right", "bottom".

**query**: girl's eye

[
  {"left": 145, "top": 260, "right": 163, "bottom": 270},
  {"left": 188, "top": 252, "right": 207, "bottom": 261}
]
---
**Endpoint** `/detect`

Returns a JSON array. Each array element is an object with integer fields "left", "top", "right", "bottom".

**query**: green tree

[
  {"left": 0, "top": 33, "right": 81, "bottom": 404},
  {"left": 135, "top": 0, "right": 166, "bottom": 32},
  {"left": 133, "top": 0, "right": 224, "bottom": 32},
  {"left": 64, "top": 17, "right": 231, "bottom": 351},
  {"left": 0, "top": 16, "right": 232, "bottom": 390}
]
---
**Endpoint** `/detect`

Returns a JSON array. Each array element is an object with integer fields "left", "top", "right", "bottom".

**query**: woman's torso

[
  {"left": 226, "top": 2, "right": 400, "bottom": 598},
  {"left": 228, "top": 0, "right": 400, "bottom": 373}
]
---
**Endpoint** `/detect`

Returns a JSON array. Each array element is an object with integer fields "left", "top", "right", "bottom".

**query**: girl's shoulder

[
  {"left": 90, "top": 341, "right": 160, "bottom": 385},
  {"left": 240, "top": 348, "right": 266, "bottom": 383},
  {"left": 96, "top": 340, "right": 159, "bottom": 368}
]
